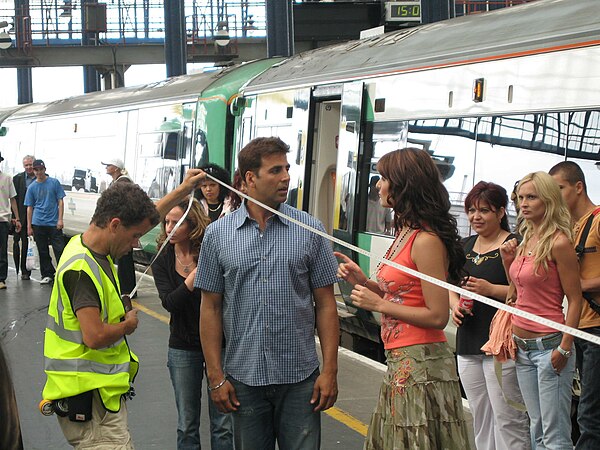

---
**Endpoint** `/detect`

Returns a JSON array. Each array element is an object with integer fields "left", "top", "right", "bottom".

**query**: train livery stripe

[{"left": 131, "top": 300, "right": 371, "bottom": 437}]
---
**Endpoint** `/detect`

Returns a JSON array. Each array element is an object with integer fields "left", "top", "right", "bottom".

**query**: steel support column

[
  {"left": 17, "top": 67, "right": 33, "bottom": 104},
  {"left": 164, "top": 0, "right": 187, "bottom": 78},
  {"left": 421, "top": 0, "right": 453, "bottom": 24},
  {"left": 14, "top": 0, "right": 33, "bottom": 103},
  {"left": 265, "top": 0, "right": 293, "bottom": 58},
  {"left": 82, "top": 0, "right": 101, "bottom": 93}
]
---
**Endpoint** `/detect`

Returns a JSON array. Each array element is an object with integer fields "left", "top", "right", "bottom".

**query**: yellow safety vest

[{"left": 42, "top": 235, "right": 139, "bottom": 412}]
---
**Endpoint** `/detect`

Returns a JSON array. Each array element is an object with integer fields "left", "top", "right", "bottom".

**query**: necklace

[
  {"left": 526, "top": 235, "right": 540, "bottom": 256},
  {"left": 371, "top": 226, "right": 413, "bottom": 277},
  {"left": 175, "top": 253, "right": 194, "bottom": 274},
  {"left": 473, "top": 231, "right": 503, "bottom": 265},
  {"left": 208, "top": 202, "right": 223, "bottom": 212}
]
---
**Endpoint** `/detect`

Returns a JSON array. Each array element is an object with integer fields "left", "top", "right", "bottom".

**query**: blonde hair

[{"left": 516, "top": 171, "right": 573, "bottom": 274}]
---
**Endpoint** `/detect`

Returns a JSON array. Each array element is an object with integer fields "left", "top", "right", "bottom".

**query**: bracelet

[
  {"left": 208, "top": 377, "right": 227, "bottom": 391},
  {"left": 363, "top": 278, "right": 370, "bottom": 287}
]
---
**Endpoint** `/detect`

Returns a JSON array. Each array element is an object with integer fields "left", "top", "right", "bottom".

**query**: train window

[
  {"left": 163, "top": 132, "right": 179, "bottom": 160},
  {"left": 405, "top": 117, "right": 477, "bottom": 236}
]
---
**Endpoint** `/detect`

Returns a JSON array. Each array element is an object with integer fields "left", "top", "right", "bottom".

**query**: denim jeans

[
  {"left": 0, "top": 222, "right": 8, "bottom": 281},
  {"left": 228, "top": 370, "right": 320, "bottom": 450},
  {"left": 515, "top": 346, "right": 575, "bottom": 450},
  {"left": 32, "top": 225, "right": 65, "bottom": 278},
  {"left": 575, "top": 326, "right": 600, "bottom": 450},
  {"left": 167, "top": 348, "right": 234, "bottom": 450}
]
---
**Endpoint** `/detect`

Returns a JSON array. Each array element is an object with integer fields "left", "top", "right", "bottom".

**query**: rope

[{"left": 201, "top": 172, "right": 600, "bottom": 346}]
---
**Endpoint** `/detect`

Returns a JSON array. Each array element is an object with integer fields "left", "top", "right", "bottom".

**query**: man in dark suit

[{"left": 12, "top": 155, "right": 36, "bottom": 280}]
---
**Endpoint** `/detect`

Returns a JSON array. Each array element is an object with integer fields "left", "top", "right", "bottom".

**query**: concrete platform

[{"left": 1, "top": 263, "right": 473, "bottom": 449}]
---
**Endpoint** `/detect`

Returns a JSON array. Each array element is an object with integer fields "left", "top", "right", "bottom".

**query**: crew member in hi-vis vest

[{"left": 40, "top": 169, "right": 207, "bottom": 449}]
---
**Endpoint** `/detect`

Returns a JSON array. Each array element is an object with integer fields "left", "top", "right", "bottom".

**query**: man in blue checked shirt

[{"left": 197, "top": 137, "right": 340, "bottom": 450}]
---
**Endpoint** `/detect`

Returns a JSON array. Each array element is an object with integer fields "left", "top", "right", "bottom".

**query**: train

[{"left": 1, "top": 0, "right": 599, "bottom": 347}]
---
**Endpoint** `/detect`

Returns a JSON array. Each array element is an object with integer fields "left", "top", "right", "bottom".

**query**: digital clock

[{"left": 385, "top": 1, "right": 422, "bottom": 23}]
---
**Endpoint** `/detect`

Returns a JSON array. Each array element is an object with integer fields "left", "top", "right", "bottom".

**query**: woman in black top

[
  {"left": 450, "top": 181, "right": 530, "bottom": 450},
  {"left": 153, "top": 197, "right": 233, "bottom": 450}
]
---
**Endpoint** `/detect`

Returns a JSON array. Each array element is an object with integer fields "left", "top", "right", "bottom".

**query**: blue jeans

[
  {"left": 228, "top": 370, "right": 320, "bottom": 450},
  {"left": 0, "top": 222, "right": 8, "bottom": 281},
  {"left": 516, "top": 346, "right": 575, "bottom": 450},
  {"left": 575, "top": 326, "right": 600, "bottom": 450},
  {"left": 32, "top": 225, "right": 65, "bottom": 278},
  {"left": 167, "top": 348, "right": 234, "bottom": 450}
]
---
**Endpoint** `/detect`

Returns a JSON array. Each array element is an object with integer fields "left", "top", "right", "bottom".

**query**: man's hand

[
  {"left": 123, "top": 309, "right": 139, "bottom": 335},
  {"left": 181, "top": 169, "right": 207, "bottom": 192},
  {"left": 310, "top": 372, "right": 338, "bottom": 412},
  {"left": 209, "top": 380, "right": 240, "bottom": 413}
]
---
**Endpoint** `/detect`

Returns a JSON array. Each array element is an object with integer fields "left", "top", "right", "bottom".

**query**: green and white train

[{"left": 1, "top": 0, "right": 599, "bottom": 346}]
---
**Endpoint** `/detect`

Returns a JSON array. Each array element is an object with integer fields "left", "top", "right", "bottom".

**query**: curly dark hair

[
  {"left": 156, "top": 197, "right": 210, "bottom": 261},
  {"left": 377, "top": 148, "right": 465, "bottom": 284},
  {"left": 199, "top": 163, "right": 233, "bottom": 203},
  {"left": 91, "top": 183, "right": 159, "bottom": 228},
  {"left": 464, "top": 181, "right": 510, "bottom": 232}
]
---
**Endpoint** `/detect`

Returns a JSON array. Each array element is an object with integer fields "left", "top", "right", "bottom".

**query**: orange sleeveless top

[{"left": 376, "top": 230, "right": 447, "bottom": 349}]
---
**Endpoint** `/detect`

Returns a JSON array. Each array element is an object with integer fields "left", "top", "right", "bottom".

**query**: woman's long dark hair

[{"left": 377, "top": 148, "right": 465, "bottom": 284}]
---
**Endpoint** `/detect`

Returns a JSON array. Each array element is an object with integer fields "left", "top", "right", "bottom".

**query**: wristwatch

[{"left": 556, "top": 346, "right": 572, "bottom": 358}]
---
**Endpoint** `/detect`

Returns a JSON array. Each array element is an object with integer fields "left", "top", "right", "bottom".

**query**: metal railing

[
  {"left": 454, "top": 0, "right": 535, "bottom": 16},
  {"left": 0, "top": 0, "right": 267, "bottom": 51}
]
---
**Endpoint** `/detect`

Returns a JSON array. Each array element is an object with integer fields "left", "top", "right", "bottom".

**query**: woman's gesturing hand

[
  {"left": 500, "top": 238, "right": 519, "bottom": 265},
  {"left": 334, "top": 251, "right": 368, "bottom": 286}
]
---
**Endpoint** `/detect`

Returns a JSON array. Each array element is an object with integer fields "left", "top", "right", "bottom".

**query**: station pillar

[
  {"left": 421, "top": 0, "right": 452, "bottom": 23},
  {"left": 82, "top": 0, "right": 101, "bottom": 93},
  {"left": 164, "top": 0, "right": 186, "bottom": 78},
  {"left": 266, "top": 0, "right": 294, "bottom": 58},
  {"left": 17, "top": 67, "right": 33, "bottom": 104}
]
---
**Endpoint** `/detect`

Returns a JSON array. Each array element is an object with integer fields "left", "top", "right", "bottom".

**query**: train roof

[
  {"left": 3, "top": 59, "right": 276, "bottom": 122},
  {"left": 244, "top": 0, "right": 600, "bottom": 94}
]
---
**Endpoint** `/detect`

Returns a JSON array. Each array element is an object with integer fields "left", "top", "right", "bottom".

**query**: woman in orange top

[{"left": 336, "top": 148, "right": 470, "bottom": 449}]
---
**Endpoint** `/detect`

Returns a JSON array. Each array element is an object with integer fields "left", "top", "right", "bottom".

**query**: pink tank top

[
  {"left": 510, "top": 256, "right": 565, "bottom": 333},
  {"left": 376, "top": 230, "right": 447, "bottom": 349}
]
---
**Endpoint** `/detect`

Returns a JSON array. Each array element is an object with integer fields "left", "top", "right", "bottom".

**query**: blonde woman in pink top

[{"left": 501, "top": 171, "right": 582, "bottom": 450}]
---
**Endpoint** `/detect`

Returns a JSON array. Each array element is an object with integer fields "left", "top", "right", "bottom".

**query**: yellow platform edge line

[
  {"left": 325, "top": 407, "right": 368, "bottom": 437},
  {"left": 133, "top": 300, "right": 369, "bottom": 437}
]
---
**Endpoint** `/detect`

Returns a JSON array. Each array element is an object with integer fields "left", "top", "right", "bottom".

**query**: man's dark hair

[
  {"left": 91, "top": 183, "right": 160, "bottom": 228},
  {"left": 549, "top": 161, "right": 587, "bottom": 193},
  {"left": 238, "top": 137, "right": 289, "bottom": 183}
]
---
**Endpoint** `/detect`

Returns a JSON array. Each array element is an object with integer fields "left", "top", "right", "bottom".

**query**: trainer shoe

[
  {"left": 0, "top": 281, "right": 6, "bottom": 289},
  {"left": 40, "top": 277, "right": 53, "bottom": 285},
  {"left": 21, "top": 274, "right": 30, "bottom": 281}
]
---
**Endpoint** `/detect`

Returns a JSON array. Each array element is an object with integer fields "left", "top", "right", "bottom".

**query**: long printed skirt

[{"left": 365, "top": 342, "right": 471, "bottom": 450}]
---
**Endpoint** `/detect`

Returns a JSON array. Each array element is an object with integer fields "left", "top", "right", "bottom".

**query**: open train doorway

[{"left": 308, "top": 100, "right": 341, "bottom": 235}]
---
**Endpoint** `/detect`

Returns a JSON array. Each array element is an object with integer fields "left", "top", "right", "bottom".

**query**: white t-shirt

[{"left": 0, "top": 171, "right": 17, "bottom": 222}]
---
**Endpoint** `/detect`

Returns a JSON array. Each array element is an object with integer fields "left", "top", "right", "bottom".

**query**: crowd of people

[{"left": 1, "top": 139, "right": 598, "bottom": 450}]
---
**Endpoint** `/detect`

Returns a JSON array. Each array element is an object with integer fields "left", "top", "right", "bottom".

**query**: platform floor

[{"left": 1, "top": 261, "right": 473, "bottom": 449}]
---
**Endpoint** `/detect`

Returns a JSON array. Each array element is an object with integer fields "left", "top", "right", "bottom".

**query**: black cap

[{"left": 32, "top": 159, "right": 45, "bottom": 169}]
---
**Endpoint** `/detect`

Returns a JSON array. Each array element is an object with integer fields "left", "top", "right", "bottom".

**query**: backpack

[{"left": 575, "top": 207, "right": 600, "bottom": 315}]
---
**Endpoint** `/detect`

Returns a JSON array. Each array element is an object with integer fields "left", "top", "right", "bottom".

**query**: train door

[
  {"left": 333, "top": 81, "right": 364, "bottom": 243},
  {"left": 307, "top": 100, "right": 341, "bottom": 235}
]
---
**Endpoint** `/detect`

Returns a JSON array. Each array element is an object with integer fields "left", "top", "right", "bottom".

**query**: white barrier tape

[
  {"left": 205, "top": 172, "right": 600, "bottom": 347},
  {"left": 129, "top": 194, "right": 195, "bottom": 298}
]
